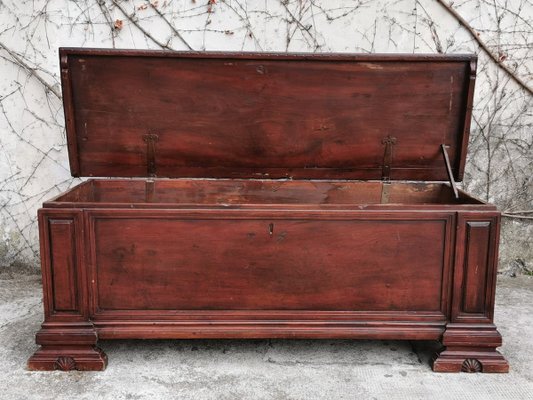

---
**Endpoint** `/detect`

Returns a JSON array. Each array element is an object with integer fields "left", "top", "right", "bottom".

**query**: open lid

[{"left": 60, "top": 48, "right": 476, "bottom": 181}]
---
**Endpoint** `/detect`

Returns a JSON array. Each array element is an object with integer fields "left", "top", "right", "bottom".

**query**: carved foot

[
  {"left": 28, "top": 323, "right": 107, "bottom": 371},
  {"left": 432, "top": 324, "right": 509, "bottom": 373},
  {"left": 432, "top": 347, "right": 508, "bottom": 373},
  {"left": 28, "top": 345, "right": 108, "bottom": 371}
]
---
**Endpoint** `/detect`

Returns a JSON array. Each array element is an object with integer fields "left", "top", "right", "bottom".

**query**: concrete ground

[{"left": 0, "top": 272, "right": 531, "bottom": 400}]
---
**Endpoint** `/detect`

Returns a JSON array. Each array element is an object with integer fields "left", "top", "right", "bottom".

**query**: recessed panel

[
  {"left": 94, "top": 217, "right": 447, "bottom": 311},
  {"left": 49, "top": 219, "right": 78, "bottom": 312}
]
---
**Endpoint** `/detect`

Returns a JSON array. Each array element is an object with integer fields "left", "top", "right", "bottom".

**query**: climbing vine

[{"left": 0, "top": 0, "right": 531, "bottom": 272}]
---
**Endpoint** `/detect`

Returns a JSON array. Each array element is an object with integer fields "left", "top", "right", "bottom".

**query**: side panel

[
  {"left": 463, "top": 221, "right": 491, "bottom": 313},
  {"left": 451, "top": 213, "right": 500, "bottom": 323},
  {"left": 48, "top": 219, "right": 78, "bottom": 311},
  {"left": 39, "top": 209, "right": 87, "bottom": 320}
]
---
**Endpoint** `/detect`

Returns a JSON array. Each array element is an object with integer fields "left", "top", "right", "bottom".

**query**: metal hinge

[
  {"left": 440, "top": 144, "right": 459, "bottom": 200},
  {"left": 381, "top": 135, "right": 396, "bottom": 181},
  {"left": 143, "top": 133, "right": 159, "bottom": 177},
  {"left": 145, "top": 179, "right": 155, "bottom": 202}
]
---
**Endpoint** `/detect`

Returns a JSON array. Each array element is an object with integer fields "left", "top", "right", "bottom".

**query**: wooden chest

[{"left": 28, "top": 49, "right": 509, "bottom": 373}]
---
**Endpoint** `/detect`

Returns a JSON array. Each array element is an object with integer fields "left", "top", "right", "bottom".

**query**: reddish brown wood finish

[
  {"left": 49, "top": 179, "right": 485, "bottom": 208},
  {"left": 28, "top": 210, "right": 107, "bottom": 371},
  {"left": 91, "top": 215, "right": 448, "bottom": 311},
  {"left": 59, "top": 49, "right": 475, "bottom": 181},
  {"left": 30, "top": 49, "right": 507, "bottom": 373},
  {"left": 431, "top": 213, "right": 508, "bottom": 373}
]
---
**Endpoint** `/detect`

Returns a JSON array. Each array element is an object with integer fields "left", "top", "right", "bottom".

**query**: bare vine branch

[
  {"left": 435, "top": 0, "right": 533, "bottom": 96},
  {"left": 502, "top": 214, "right": 533, "bottom": 220},
  {"left": 147, "top": 1, "right": 194, "bottom": 50},
  {"left": 0, "top": 0, "right": 531, "bottom": 270},
  {"left": 0, "top": 41, "right": 61, "bottom": 99},
  {"left": 110, "top": 0, "right": 174, "bottom": 50}
]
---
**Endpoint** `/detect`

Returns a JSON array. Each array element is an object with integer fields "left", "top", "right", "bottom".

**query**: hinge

[
  {"left": 381, "top": 135, "right": 396, "bottom": 181},
  {"left": 143, "top": 133, "right": 159, "bottom": 177},
  {"left": 380, "top": 181, "right": 391, "bottom": 204},
  {"left": 145, "top": 179, "right": 155, "bottom": 202},
  {"left": 440, "top": 144, "right": 460, "bottom": 200}
]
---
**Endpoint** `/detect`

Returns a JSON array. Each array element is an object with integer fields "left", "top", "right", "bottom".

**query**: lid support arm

[{"left": 440, "top": 144, "right": 459, "bottom": 200}]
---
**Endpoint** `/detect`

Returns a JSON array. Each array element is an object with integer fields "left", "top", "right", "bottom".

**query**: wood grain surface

[{"left": 60, "top": 49, "right": 476, "bottom": 181}]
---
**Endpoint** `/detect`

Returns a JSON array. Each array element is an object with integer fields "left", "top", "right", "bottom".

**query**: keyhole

[{"left": 268, "top": 223, "right": 274, "bottom": 237}]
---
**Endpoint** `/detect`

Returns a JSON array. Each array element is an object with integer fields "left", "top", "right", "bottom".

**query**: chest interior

[{"left": 50, "top": 50, "right": 485, "bottom": 208}]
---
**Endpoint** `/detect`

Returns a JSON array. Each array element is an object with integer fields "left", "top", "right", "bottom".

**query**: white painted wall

[{"left": 0, "top": 0, "right": 531, "bottom": 271}]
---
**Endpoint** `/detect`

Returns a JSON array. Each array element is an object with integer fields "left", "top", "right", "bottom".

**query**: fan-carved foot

[
  {"left": 28, "top": 345, "right": 107, "bottom": 371},
  {"left": 54, "top": 356, "right": 77, "bottom": 371},
  {"left": 461, "top": 358, "right": 482, "bottom": 373},
  {"left": 432, "top": 348, "right": 508, "bottom": 373}
]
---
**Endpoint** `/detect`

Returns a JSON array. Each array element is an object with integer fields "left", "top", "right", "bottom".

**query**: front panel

[{"left": 86, "top": 210, "right": 454, "bottom": 317}]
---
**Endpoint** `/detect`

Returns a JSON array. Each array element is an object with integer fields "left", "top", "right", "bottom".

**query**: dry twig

[
  {"left": 0, "top": 41, "right": 61, "bottom": 99},
  {"left": 435, "top": 0, "right": 533, "bottom": 96}
]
